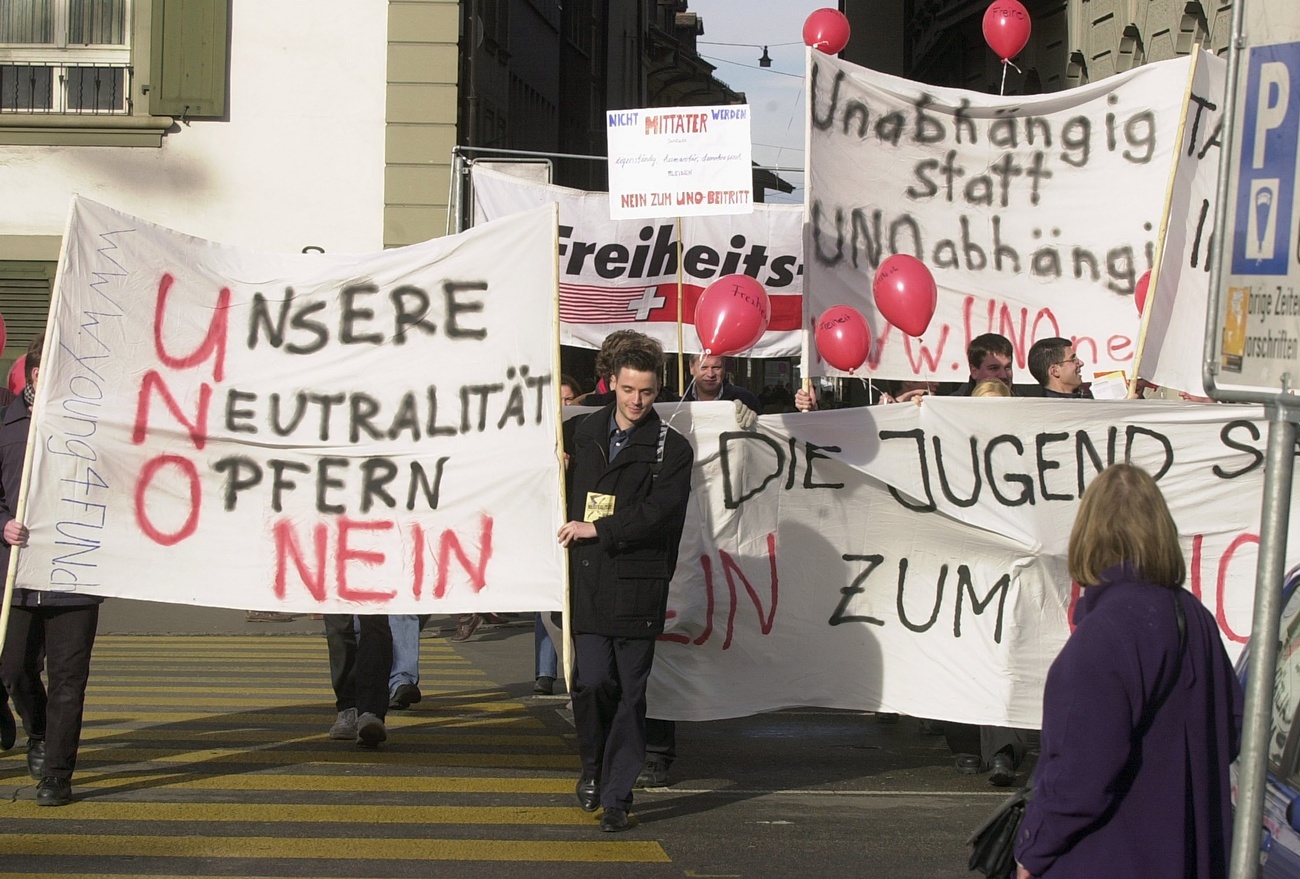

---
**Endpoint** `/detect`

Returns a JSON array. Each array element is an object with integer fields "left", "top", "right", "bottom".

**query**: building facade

[
  {"left": 0, "top": 0, "right": 460, "bottom": 369},
  {"left": 844, "top": 0, "right": 1233, "bottom": 94}
]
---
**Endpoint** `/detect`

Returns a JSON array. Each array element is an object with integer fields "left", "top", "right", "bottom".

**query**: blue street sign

[{"left": 1232, "top": 42, "right": 1300, "bottom": 276}]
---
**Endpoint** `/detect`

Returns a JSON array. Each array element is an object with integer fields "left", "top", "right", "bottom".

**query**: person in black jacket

[
  {"left": 558, "top": 332, "right": 693, "bottom": 832},
  {"left": 0, "top": 335, "right": 103, "bottom": 806}
]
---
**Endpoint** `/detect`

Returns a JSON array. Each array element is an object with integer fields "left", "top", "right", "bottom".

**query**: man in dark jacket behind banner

[{"left": 558, "top": 332, "right": 693, "bottom": 833}]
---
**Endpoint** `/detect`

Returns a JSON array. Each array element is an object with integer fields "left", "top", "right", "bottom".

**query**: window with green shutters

[
  {"left": 0, "top": 0, "right": 229, "bottom": 144},
  {"left": 0, "top": 260, "right": 54, "bottom": 378},
  {"left": 149, "top": 0, "right": 228, "bottom": 119}
]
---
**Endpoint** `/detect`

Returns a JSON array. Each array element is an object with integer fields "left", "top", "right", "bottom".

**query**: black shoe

[
  {"left": 35, "top": 775, "right": 72, "bottom": 807},
  {"left": 0, "top": 698, "right": 14, "bottom": 751},
  {"left": 449, "top": 614, "right": 481, "bottom": 642},
  {"left": 575, "top": 775, "right": 600, "bottom": 812},
  {"left": 988, "top": 752, "right": 1016, "bottom": 787},
  {"left": 600, "top": 807, "right": 631, "bottom": 832},
  {"left": 954, "top": 753, "right": 981, "bottom": 774},
  {"left": 27, "top": 739, "right": 46, "bottom": 781},
  {"left": 389, "top": 683, "right": 422, "bottom": 710},
  {"left": 636, "top": 760, "right": 669, "bottom": 788},
  {"left": 533, "top": 675, "right": 555, "bottom": 695}
]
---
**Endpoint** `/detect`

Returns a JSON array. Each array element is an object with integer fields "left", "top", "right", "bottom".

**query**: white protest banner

[
  {"left": 606, "top": 105, "right": 754, "bottom": 220},
  {"left": 471, "top": 165, "right": 803, "bottom": 356},
  {"left": 640, "top": 399, "right": 1296, "bottom": 725},
  {"left": 1135, "top": 49, "right": 1227, "bottom": 397},
  {"left": 805, "top": 52, "right": 1195, "bottom": 380},
  {"left": 19, "top": 198, "right": 566, "bottom": 614}
]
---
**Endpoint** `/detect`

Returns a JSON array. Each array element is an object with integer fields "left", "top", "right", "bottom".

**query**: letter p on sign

[
  {"left": 1232, "top": 43, "right": 1300, "bottom": 276},
  {"left": 1253, "top": 62, "right": 1291, "bottom": 169}
]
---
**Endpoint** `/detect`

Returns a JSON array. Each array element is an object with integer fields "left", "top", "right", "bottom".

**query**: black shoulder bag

[{"left": 967, "top": 589, "right": 1187, "bottom": 878}]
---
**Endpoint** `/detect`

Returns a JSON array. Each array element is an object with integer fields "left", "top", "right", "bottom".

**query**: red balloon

[
  {"left": 694, "top": 274, "right": 771, "bottom": 356},
  {"left": 1134, "top": 270, "right": 1151, "bottom": 315},
  {"left": 814, "top": 306, "right": 872, "bottom": 373},
  {"left": 6, "top": 357, "right": 23, "bottom": 396},
  {"left": 803, "top": 8, "right": 851, "bottom": 55},
  {"left": 982, "top": 0, "right": 1031, "bottom": 62},
  {"left": 873, "top": 254, "right": 938, "bottom": 337}
]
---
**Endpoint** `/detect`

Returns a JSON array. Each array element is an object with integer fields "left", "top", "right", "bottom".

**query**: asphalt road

[{"left": 0, "top": 600, "right": 1024, "bottom": 873}]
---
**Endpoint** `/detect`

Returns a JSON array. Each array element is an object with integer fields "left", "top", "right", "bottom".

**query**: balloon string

[
  {"left": 999, "top": 58, "right": 1022, "bottom": 96},
  {"left": 665, "top": 376, "right": 697, "bottom": 429}
]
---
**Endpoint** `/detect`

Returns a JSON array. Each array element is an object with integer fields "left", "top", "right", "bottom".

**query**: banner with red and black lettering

[
  {"left": 17, "top": 197, "right": 566, "bottom": 614},
  {"left": 470, "top": 165, "right": 804, "bottom": 356},
  {"left": 804, "top": 52, "right": 1197, "bottom": 380},
  {"left": 645, "top": 398, "right": 1295, "bottom": 726}
]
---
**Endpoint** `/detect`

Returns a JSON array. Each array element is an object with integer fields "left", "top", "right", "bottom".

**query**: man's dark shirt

[{"left": 683, "top": 382, "right": 762, "bottom": 415}]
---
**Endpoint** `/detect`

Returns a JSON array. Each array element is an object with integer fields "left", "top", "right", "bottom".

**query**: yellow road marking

[
  {"left": 0, "top": 802, "right": 598, "bottom": 824},
  {"left": 86, "top": 683, "right": 489, "bottom": 694},
  {"left": 35, "top": 774, "right": 579, "bottom": 793},
  {"left": 82, "top": 695, "right": 515, "bottom": 708},
  {"left": 75, "top": 728, "right": 565, "bottom": 747},
  {"left": 77, "top": 711, "right": 544, "bottom": 728},
  {"left": 1, "top": 747, "right": 578, "bottom": 769},
  {"left": 0, "top": 836, "right": 670, "bottom": 862}
]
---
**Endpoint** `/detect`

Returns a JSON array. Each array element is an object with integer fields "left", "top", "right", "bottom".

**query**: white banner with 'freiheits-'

[
  {"left": 471, "top": 166, "right": 803, "bottom": 356},
  {"left": 20, "top": 198, "right": 566, "bottom": 614}
]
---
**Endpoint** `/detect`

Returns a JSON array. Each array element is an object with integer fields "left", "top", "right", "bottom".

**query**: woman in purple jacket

[{"left": 1015, "top": 464, "right": 1243, "bottom": 878}]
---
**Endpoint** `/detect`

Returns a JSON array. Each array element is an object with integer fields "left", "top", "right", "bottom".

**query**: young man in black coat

[{"left": 557, "top": 332, "right": 693, "bottom": 832}]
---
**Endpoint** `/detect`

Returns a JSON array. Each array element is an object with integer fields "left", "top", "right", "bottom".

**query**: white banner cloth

[
  {"left": 805, "top": 53, "right": 1195, "bottom": 380},
  {"left": 645, "top": 399, "right": 1293, "bottom": 726},
  {"left": 18, "top": 199, "right": 567, "bottom": 614},
  {"left": 471, "top": 166, "right": 803, "bottom": 356},
  {"left": 1135, "top": 50, "right": 1227, "bottom": 397}
]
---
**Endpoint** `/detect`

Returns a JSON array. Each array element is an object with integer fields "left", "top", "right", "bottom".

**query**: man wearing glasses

[{"left": 1027, "top": 337, "right": 1092, "bottom": 398}]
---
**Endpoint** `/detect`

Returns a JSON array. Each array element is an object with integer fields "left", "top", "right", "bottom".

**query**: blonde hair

[
  {"left": 1068, "top": 464, "right": 1185, "bottom": 588},
  {"left": 971, "top": 379, "right": 1011, "bottom": 398}
]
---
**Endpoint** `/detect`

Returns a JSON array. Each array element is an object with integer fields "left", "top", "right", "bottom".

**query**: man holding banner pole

[
  {"left": 558, "top": 332, "right": 693, "bottom": 832},
  {"left": 0, "top": 336, "right": 102, "bottom": 807}
]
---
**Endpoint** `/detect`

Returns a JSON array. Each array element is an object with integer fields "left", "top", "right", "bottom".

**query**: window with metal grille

[{"left": 0, "top": 0, "right": 131, "bottom": 114}]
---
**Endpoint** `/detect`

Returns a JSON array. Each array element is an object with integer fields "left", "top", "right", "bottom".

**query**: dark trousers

[
  {"left": 645, "top": 717, "right": 676, "bottom": 768},
  {"left": 0, "top": 603, "right": 99, "bottom": 779},
  {"left": 572, "top": 633, "right": 655, "bottom": 810},
  {"left": 324, "top": 614, "right": 392, "bottom": 720},
  {"left": 945, "top": 722, "right": 1029, "bottom": 769}
]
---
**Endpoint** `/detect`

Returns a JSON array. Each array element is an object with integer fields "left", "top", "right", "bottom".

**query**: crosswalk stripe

[
  {"left": 26, "top": 774, "right": 578, "bottom": 793},
  {"left": 2, "top": 748, "right": 578, "bottom": 768},
  {"left": 74, "top": 711, "right": 548, "bottom": 727},
  {"left": 2, "top": 802, "right": 601, "bottom": 824},
  {"left": 73, "top": 727, "right": 566, "bottom": 746},
  {"left": 85, "top": 683, "right": 489, "bottom": 694},
  {"left": 0, "top": 836, "right": 671, "bottom": 862}
]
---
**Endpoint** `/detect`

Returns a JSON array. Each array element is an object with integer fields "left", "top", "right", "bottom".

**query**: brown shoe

[{"left": 449, "top": 614, "right": 481, "bottom": 642}]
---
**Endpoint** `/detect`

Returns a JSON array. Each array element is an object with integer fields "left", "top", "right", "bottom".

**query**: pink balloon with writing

[
  {"left": 694, "top": 274, "right": 771, "bottom": 356},
  {"left": 814, "top": 305, "right": 872, "bottom": 373},
  {"left": 873, "top": 254, "right": 938, "bottom": 338},
  {"left": 982, "top": 0, "right": 1031, "bottom": 62}
]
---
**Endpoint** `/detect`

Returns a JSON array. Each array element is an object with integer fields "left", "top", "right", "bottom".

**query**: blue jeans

[
  {"left": 535, "top": 613, "right": 558, "bottom": 678},
  {"left": 387, "top": 614, "right": 420, "bottom": 695}
]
